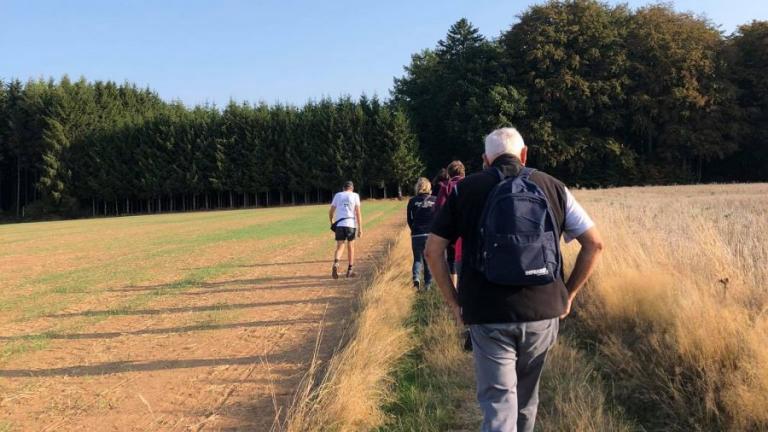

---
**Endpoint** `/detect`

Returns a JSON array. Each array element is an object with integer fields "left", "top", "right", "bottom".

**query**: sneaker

[
  {"left": 332, "top": 265, "right": 339, "bottom": 280},
  {"left": 346, "top": 268, "right": 357, "bottom": 278},
  {"left": 413, "top": 280, "right": 421, "bottom": 291}
]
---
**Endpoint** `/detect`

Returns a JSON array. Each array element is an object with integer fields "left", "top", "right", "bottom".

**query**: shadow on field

[
  {"left": 177, "top": 258, "right": 373, "bottom": 271},
  {"left": 0, "top": 318, "right": 316, "bottom": 341},
  {"left": 232, "top": 258, "right": 372, "bottom": 268},
  {"left": 111, "top": 275, "right": 330, "bottom": 292},
  {"left": 109, "top": 277, "right": 355, "bottom": 296},
  {"left": 0, "top": 294, "right": 356, "bottom": 379},
  {"left": 177, "top": 281, "right": 350, "bottom": 296},
  {"left": 43, "top": 297, "right": 344, "bottom": 319},
  {"left": 0, "top": 342, "right": 312, "bottom": 378}
]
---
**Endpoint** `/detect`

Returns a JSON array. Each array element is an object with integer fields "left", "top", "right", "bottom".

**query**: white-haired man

[{"left": 425, "top": 127, "right": 603, "bottom": 432}]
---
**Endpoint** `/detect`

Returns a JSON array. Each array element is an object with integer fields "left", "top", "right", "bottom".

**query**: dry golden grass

[
  {"left": 566, "top": 183, "right": 768, "bottom": 430},
  {"left": 278, "top": 184, "right": 767, "bottom": 431},
  {"left": 538, "top": 339, "right": 635, "bottom": 432},
  {"left": 280, "top": 229, "right": 415, "bottom": 432}
]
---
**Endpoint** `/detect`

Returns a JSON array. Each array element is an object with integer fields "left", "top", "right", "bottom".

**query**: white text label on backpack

[{"left": 524, "top": 267, "right": 549, "bottom": 276}]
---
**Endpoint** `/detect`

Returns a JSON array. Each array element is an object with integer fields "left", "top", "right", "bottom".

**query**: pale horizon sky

[{"left": 3, "top": 0, "right": 767, "bottom": 107}]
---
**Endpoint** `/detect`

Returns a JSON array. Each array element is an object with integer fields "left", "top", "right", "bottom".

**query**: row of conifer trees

[{"left": 0, "top": 78, "right": 422, "bottom": 217}]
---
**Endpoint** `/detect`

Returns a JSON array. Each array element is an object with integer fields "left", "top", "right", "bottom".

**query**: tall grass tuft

[
  {"left": 537, "top": 337, "right": 637, "bottom": 432},
  {"left": 279, "top": 230, "right": 415, "bottom": 432}
]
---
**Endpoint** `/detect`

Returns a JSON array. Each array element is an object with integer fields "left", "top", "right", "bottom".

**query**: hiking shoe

[
  {"left": 413, "top": 280, "right": 421, "bottom": 291},
  {"left": 346, "top": 269, "right": 357, "bottom": 278},
  {"left": 332, "top": 265, "right": 339, "bottom": 280}
]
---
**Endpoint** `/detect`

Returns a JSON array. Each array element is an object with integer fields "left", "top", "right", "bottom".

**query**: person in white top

[{"left": 329, "top": 180, "right": 363, "bottom": 279}]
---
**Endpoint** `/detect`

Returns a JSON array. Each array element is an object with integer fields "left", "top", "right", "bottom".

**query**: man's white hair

[{"left": 484, "top": 127, "right": 525, "bottom": 162}]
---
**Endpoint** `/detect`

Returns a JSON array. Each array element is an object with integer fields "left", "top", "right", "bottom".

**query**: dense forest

[
  {"left": 394, "top": 1, "right": 768, "bottom": 186},
  {"left": 1, "top": 0, "right": 767, "bottom": 219},
  {"left": 0, "top": 81, "right": 421, "bottom": 218}
]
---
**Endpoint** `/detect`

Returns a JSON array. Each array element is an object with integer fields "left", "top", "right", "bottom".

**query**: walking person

[
  {"left": 435, "top": 160, "right": 466, "bottom": 287},
  {"left": 329, "top": 180, "right": 363, "bottom": 279},
  {"left": 407, "top": 177, "right": 437, "bottom": 291},
  {"left": 425, "top": 127, "right": 603, "bottom": 432},
  {"left": 432, "top": 168, "right": 449, "bottom": 197}
]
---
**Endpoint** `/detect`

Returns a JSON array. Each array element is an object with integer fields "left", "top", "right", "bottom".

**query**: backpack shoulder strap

[
  {"left": 493, "top": 167, "right": 505, "bottom": 182},
  {"left": 518, "top": 167, "right": 536, "bottom": 181}
]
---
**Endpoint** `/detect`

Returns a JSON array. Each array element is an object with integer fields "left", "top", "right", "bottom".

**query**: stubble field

[{"left": 546, "top": 183, "right": 768, "bottom": 431}]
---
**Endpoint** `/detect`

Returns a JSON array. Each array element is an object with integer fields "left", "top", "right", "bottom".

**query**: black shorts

[{"left": 335, "top": 226, "right": 357, "bottom": 241}]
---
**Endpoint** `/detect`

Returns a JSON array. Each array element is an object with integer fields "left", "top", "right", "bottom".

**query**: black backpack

[{"left": 474, "top": 167, "right": 561, "bottom": 286}]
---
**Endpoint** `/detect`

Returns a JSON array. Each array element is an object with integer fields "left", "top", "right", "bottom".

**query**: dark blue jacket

[{"left": 407, "top": 194, "right": 437, "bottom": 236}]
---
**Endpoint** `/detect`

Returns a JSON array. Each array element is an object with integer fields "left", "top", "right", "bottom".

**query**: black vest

[{"left": 429, "top": 154, "right": 569, "bottom": 323}]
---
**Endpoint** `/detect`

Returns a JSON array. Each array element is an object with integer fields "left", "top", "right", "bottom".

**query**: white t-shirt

[
  {"left": 563, "top": 187, "right": 595, "bottom": 242},
  {"left": 331, "top": 191, "right": 360, "bottom": 228}
]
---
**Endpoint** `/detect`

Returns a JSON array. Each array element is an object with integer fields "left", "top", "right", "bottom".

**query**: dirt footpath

[{"left": 0, "top": 211, "right": 403, "bottom": 431}]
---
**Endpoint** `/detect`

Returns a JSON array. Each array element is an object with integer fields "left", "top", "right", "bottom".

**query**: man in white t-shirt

[{"left": 329, "top": 181, "right": 363, "bottom": 279}]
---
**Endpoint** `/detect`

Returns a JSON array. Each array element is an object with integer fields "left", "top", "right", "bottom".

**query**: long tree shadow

[
  {"left": 43, "top": 297, "right": 344, "bottom": 319},
  {"left": 0, "top": 348, "right": 308, "bottom": 378},
  {"left": 229, "top": 258, "right": 373, "bottom": 268},
  {"left": 110, "top": 275, "right": 328, "bottom": 292},
  {"left": 177, "top": 281, "right": 352, "bottom": 296},
  {"left": 109, "top": 277, "right": 355, "bottom": 295},
  {"left": 0, "top": 300, "right": 351, "bottom": 378},
  {"left": 0, "top": 318, "right": 316, "bottom": 341}
]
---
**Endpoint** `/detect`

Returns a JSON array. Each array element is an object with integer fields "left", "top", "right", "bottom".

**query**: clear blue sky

[{"left": 3, "top": 0, "right": 766, "bottom": 107}]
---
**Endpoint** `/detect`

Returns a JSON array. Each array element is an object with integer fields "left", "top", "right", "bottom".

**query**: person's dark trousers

[
  {"left": 469, "top": 318, "right": 559, "bottom": 432},
  {"left": 410, "top": 235, "right": 432, "bottom": 286}
]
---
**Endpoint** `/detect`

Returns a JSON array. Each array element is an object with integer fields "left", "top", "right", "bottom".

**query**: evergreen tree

[
  {"left": 394, "top": 19, "right": 516, "bottom": 173},
  {"left": 386, "top": 109, "right": 423, "bottom": 197},
  {"left": 38, "top": 116, "right": 70, "bottom": 204}
]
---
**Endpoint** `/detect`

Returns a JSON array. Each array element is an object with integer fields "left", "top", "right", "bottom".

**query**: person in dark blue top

[{"left": 407, "top": 177, "right": 437, "bottom": 291}]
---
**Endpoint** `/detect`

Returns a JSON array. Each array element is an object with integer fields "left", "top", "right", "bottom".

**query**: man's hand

[
  {"left": 562, "top": 227, "right": 604, "bottom": 320},
  {"left": 560, "top": 296, "right": 573, "bottom": 320},
  {"left": 355, "top": 205, "right": 363, "bottom": 239}
]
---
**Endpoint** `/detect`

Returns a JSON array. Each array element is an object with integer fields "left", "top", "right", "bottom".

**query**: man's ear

[
  {"left": 520, "top": 146, "right": 528, "bottom": 166},
  {"left": 482, "top": 154, "right": 491, "bottom": 168}
]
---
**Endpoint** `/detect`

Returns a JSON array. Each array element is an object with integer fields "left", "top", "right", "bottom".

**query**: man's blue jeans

[{"left": 411, "top": 235, "right": 432, "bottom": 286}]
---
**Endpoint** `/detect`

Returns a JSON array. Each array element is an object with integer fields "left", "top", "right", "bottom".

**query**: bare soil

[{"left": 0, "top": 210, "right": 403, "bottom": 431}]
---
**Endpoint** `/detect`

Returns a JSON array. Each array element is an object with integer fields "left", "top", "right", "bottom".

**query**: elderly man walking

[{"left": 425, "top": 127, "right": 603, "bottom": 432}]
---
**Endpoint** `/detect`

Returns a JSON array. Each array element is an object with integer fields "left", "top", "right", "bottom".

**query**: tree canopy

[{"left": 393, "top": 1, "right": 768, "bottom": 186}]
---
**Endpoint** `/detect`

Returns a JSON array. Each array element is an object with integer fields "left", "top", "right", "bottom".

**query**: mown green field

[
  {"left": 0, "top": 199, "right": 405, "bottom": 431},
  {"left": 0, "top": 200, "right": 403, "bottom": 363}
]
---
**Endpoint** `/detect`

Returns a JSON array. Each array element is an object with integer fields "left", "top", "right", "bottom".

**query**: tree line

[
  {"left": 394, "top": 1, "right": 768, "bottom": 186},
  {"left": 2, "top": 0, "right": 767, "bottom": 219},
  {"left": 0, "top": 78, "right": 422, "bottom": 218}
]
